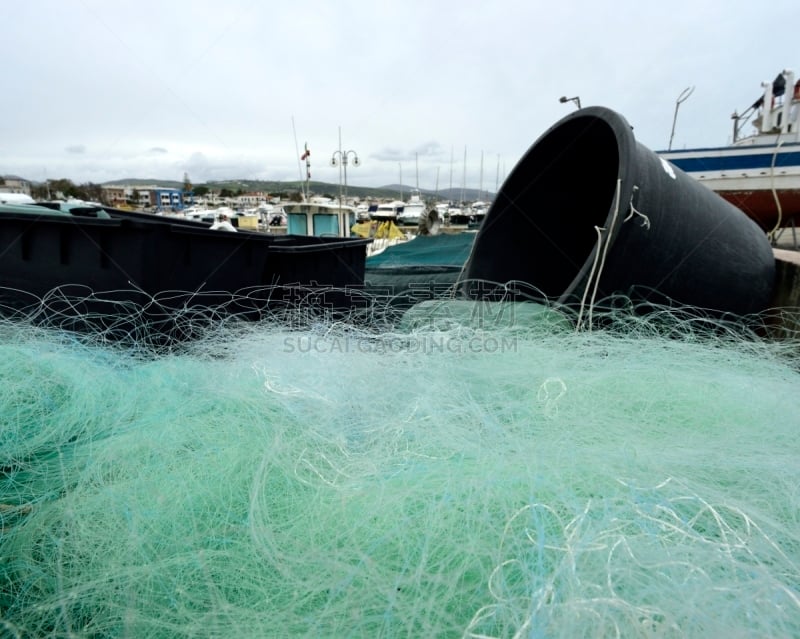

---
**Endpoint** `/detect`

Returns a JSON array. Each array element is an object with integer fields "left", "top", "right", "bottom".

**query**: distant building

[
  {"left": 101, "top": 185, "right": 128, "bottom": 206},
  {"left": 205, "top": 191, "right": 224, "bottom": 206},
  {"left": 110, "top": 184, "right": 186, "bottom": 210},
  {"left": 236, "top": 191, "right": 270, "bottom": 207},
  {"left": 132, "top": 187, "right": 157, "bottom": 208},
  {"left": 0, "top": 175, "right": 32, "bottom": 196},
  {"left": 152, "top": 187, "right": 184, "bottom": 210}
]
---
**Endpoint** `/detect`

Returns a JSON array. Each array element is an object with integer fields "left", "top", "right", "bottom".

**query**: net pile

[{"left": 1, "top": 294, "right": 799, "bottom": 638}]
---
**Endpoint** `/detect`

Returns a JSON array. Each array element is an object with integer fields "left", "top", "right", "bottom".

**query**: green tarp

[
  {"left": 364, "top": 232, "right": 477, "bottom": 299},
  {"left": 366, "top": 232, "right": 476, "bottom": 271}
]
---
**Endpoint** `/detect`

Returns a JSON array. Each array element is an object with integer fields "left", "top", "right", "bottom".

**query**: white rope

[
  {"left": 575, "top": 178, "right": 622, "bottom": 331},
  {"left": 768, "top": 137, "right": 784, "bottom": 239},
  {"left": 574, "top": 225, "right": 605, "bottom": 332}
]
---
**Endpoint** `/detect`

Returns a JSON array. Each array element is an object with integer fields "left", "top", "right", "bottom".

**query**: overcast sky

[{"left": 3, "top": 0, "right": 799, "bottom": 192}]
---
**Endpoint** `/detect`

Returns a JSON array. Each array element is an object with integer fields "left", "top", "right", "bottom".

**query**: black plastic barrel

[{"left": 461, "top": 107, "right": 775, "bottom": 317}]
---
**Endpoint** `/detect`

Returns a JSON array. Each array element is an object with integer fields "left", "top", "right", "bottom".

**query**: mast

[
  {"left": 479, "top": 150, "right": 484, "bottom": 201},
  {"left": 415, "top": 152, "right": 419, "bottom": 191},
  {"left": 301, "top": 142, "right": 311, "bottom": 201},
  {"left": 448, "top": 146, "right": 454, "bottom": 203},
  {"left": 291, "top": 116, "right": 308, "bottom": 201},
  {"left": 460, "top": 146, "right": 467, "bottom": 206}
]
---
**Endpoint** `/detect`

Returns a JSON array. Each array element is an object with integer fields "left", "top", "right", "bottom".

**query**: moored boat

[
  {"left": 397, "top": 189, "right": 426, "bottom": 226},
  {"left": 284, "top": 196, "right": 415, "bottom": 258},
  {"left": 282, "top": 197, "right": 357, "bottom": 238},
  {"left": 369, "top": 200, "right": 406, "bottom": 222},
  {"left": 0, "top": 201, "right": 371, "bottom": 339},
  {"left": 659, "top": 68, "right": 800, "bottom": 232}
]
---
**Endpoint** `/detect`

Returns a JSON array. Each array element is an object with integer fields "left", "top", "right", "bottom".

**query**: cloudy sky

[{"left": 3, "top": 0, "right": 799, "bottom": 191}]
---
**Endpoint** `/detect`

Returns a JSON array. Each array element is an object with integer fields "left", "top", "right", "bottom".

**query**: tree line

[
  {"left": 30, "top": 179, "right": 107, "bottom": 203},
  {"left": 25, "top": 179, "right": 310, "bottom": 205}
]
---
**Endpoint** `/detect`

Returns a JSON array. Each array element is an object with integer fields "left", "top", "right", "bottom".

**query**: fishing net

[{"left": 1, "top": 284, "right": 799, "bottom": 638}]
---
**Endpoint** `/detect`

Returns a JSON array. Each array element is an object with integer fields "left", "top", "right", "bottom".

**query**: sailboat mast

[
  {"left": 304, "top": 142, "right": 311, "bottom": 201},
  {"left": 460, "top": 146, "right": 467, "bottom": 205},
  {"left": 479, "top": 150, "right": 484, "bottom": 201},
  {"left": 449, "top": 146, "right": 454, "bottom": 202}
]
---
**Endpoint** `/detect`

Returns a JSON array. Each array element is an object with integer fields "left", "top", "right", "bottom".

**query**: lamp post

[
  {"left": 330, "top": 126, "right": 360, "bottom": 206},
  {"left": 559, "top": 95, "right": 582, "bottom": 109},
  {"left": 668, "top": 86, "right": 694, "bottom": 150}
]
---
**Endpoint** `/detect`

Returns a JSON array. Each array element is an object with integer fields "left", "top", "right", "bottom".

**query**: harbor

[{"left": 3, "top": 23, "right": 800, "bottom": 634}]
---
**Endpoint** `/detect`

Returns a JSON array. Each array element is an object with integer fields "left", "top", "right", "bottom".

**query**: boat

[
  {"left": 0, "top": 193, "right": 36, "bottom": 205},
  {"left": 434, "top": 202, "right": 449, "bottom": 220},
  {"left": 469, "top": 201, "right": 489, "bottom": 225},
  {"left": 351, "top": 218, "right": 411, "bottom": 257},
  {"left": 444, "top": 204, "right": 464, "bottom": 225},
  {"left": 283, "top": 196, "right": 412, "bottom": 258},
  {"left": 247, "top": 202, "right": 285, "bottom": 227},
  {"left": 0, "top": 200, "right": 371, "bottom": 339},
  {"left": 396, "top": 189, "right": 427, "bottom": 226},
  {"left": 448, "top": 202, "right": 486, "bottom": 226},
  {"left": 281, "top": 197, "right": 357, "bottom": 238},
  {"left": 355, "top": 203, "right": 371, "bottom": 221},
  {"left": 369, "top": 200, "right": 406, "bottom": 221},
  {"left": 178, "top": 204, "right": 216, "bottom": 223},
  {"left": 397, "top": 155, "right": 427, "bottom": 226},
  {"left": 659, "top": 68, "right": 800, "bottom": 232}
]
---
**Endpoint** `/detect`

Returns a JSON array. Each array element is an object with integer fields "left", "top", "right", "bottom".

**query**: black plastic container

[
  {"left": 461, "top": 107, "right": 776, "bottom": 317},
  {"left": 0, "top": 204, "right": 370, "bottom": 340}
]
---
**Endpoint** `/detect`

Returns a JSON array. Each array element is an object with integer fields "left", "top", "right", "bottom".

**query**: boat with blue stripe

[{"left": 659, "top": 68, "right": 800, "bottom": 233}]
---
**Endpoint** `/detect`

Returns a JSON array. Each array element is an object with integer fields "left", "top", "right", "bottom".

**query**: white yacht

[
  {"left": 369, "top": 200, "right": 406, "bottom": 221},
  {"left": 397, "top": 189, "right": 426, "bottom": 226}
]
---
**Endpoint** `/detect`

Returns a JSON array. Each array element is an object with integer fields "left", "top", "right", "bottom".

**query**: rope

[
  {"left": 768, "top": 137, "right": 785, "bottom": 238},
  {"left": 575, "top": 178, "right": 622, "bottom": 331}
]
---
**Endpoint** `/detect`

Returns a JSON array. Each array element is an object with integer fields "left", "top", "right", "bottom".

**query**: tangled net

[{"left": 1, "top": 283, "right": 799, "bottom": 638}]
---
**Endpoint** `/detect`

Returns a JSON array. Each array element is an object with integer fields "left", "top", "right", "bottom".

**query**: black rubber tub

[{"left": 460, "top": 107, "right": 776, "bottom": 317}]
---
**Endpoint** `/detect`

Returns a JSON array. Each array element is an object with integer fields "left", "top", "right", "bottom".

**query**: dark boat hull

[{"left": 0, "top": 206, "right": 370, "bottom": 338}]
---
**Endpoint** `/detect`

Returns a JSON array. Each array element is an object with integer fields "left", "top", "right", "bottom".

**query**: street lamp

[
  {"left": 559, "top": 95, "right": 582, "bottom": 109},
  {"left": 668, "top": 86, "right": 694, "bottom": 150},
  {"left": 330, "top": 126, "right": 360, "bottom": 206}
]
